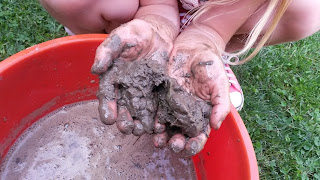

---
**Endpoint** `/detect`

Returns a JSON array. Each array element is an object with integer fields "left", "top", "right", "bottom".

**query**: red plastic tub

[{"left": 0, "top": 34, "right": 259, "bottom": 180}]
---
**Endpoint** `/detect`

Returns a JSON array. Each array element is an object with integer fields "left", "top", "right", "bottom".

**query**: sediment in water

[{"left": 0, "top": 100, "right": 196, "bottom": 180}]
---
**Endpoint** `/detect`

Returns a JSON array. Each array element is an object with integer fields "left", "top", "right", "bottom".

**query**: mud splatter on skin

[
  {"left": 105, "top": 34, "right": 122, "bottom": 51},
  {"left": 172, "top": 52, "right": 189, "bottom": 73},
  {"left": 198, "top": 60, "right": 214, "bottom": 66}
]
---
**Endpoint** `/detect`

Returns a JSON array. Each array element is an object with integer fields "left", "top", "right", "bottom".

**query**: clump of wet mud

[
  {"left": 157, "top": 80, "right": 212, "bottom": 137},
  {"left": 98, "top": 59, "right": 212, "bottom": 137}
]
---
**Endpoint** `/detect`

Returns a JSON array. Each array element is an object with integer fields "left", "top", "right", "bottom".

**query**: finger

[
  {"left": 98, "top": 98, "right": 118, "bottom": 125},
  {"left": 116, "top": 106, "right": 134, "bottom": 135},
  {"left": 209, "top": 74, "right": 231, "bottom": 130},
  {"left": 141, "top": 114, "right": 155, "bottom": 134},
  {"left": 154, "top": 116, "right": 166, "bottom": 134},
  {"left": 132, "top": 120, "right": 145, "bottom": 136},
  {"left": 153, "top": 132, "right": 169, "bottom": 148},
  {"left": 97, "top": 73, "right": 118, "bottom": 125},
  {"left": 91, "top": 34, "right": 123, "bottom": 74},
  {"left": 168, "top": 134, "right": 186, "bottom": 153},
  {"left": 185, "top": 126, "right": 211, "bottom": 156}
]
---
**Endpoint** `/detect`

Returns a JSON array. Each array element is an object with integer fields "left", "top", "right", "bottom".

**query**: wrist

[
  {"left": 137, "top": 14, "right": 179, "bottom": 42},
  {"left": 184, "top": 24, "right": 226, "bottom": 49},
  {"left": 174, "top": 24, "right": 226, "bottom": 56}
]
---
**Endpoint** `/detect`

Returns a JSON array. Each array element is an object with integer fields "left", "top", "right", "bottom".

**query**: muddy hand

[
  {"left": 165, "top": 28, "right": 231, "bottom": 155},
  {"left": 91, "top": 18, "right": 173, "bottom": 74},
  {"left": 92, "top": 18, "right": 175, "bottom": 134}
]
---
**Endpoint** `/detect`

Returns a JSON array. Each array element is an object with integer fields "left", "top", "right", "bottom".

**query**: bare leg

[
  {"left": 226, "top": 0, "right": 320, "bottom": 52},
  {"left": 38, "top": 0, "right": 138, "bottom": 34}
]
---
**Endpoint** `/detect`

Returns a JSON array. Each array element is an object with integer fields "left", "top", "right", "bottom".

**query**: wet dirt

[
  {"left": 0, "top": 101, "right": 196, "bottom": 180},
  {"left": 98, "top": 58, "right": 212, "bottom": 137}
]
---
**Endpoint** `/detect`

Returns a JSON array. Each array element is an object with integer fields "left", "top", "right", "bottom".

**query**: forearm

[
  {"left": 176, "top": 24, "right": 227, "bottom": 51},
  {"left": 134, "top": 0, "right": 180, "bottom": 41},
  {"left": 191, "top": 0, "right": 267, "bottom": 45}
]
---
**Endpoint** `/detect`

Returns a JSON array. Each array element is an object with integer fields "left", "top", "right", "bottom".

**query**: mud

[
  {"left": 98, "top": 60, "right": 166, "bottom": 134},
  {"left": 98, "top": 58, "right": 212, "bottom": 138},
  {"left": 157, "top": 79, "right": 212, "bottom": 137},
  {"left": 0, "top": 101, "right": 196, "bottom": 180}
]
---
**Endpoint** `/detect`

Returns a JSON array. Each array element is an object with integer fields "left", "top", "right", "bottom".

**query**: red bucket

[{"left": 0, "top": 34, "right": 259, "bottom": 180}]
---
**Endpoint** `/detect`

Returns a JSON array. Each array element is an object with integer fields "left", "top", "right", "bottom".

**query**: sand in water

[{"left": 0, "top": 100, "right": 196, "bottom": 180}]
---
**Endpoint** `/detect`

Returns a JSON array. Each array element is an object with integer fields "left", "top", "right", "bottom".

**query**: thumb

[{"left": 209, "top": 75, "right": 231, "bottom": 130}]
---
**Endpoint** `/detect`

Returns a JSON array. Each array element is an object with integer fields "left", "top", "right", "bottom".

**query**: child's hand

[
  {"left": 91, "top": 18, "right": 174, "bottom": 74},
  {"left": 153, "top": 27, "right": 231, "bottom": 156},
  {"left": 91, "top": 18, "right": 175, "bottom": 134}
]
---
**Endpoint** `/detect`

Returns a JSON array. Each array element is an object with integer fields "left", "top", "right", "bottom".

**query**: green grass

[
  {"left": 1, "top": 0, "right": 319, "bottom": 179},
  {"left": 0, "top": 0, "right": 66, "bottom": 61},
  {"left": 233, "top": 34, "right": 320, "bottom": 179}
]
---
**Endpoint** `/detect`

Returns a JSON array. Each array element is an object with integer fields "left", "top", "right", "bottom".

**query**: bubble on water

[
  {"left": 0, "top": 100, "right": 196, "bottom": 180},
  {"left": 114, "top": 145, "right": 122, "bottom": 152},
  {"left": 64, "top": 123, "right": 69, "bottom": 128}
]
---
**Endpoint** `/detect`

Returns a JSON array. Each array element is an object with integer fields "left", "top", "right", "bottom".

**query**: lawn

[
  {"left": 233, "top": 34, "right": 320, "bottom": 179},
  {"left": 1, "top": 0, "right": 319, "bottom": 179}
]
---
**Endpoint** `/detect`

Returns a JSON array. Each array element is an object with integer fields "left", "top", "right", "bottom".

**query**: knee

[
  {"left": 39, "top": 0, "right": 105, "bottom": 34},
  {"left": 39, "top": 0, "right": 92, "bottom": 16},
  {"left": 280, "top": 0, "right": 320, "bottom": 41}
]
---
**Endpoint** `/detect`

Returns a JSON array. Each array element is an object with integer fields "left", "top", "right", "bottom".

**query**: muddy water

[{"left": 0, "top": 100, "right": 196, "bottom": 180}]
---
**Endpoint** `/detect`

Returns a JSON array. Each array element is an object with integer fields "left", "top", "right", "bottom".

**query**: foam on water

[{"left": 0, "top": 100, "right": 196, "bottom": 180}]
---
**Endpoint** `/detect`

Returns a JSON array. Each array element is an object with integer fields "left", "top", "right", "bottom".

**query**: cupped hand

[
  {"left": 153, "top": 27, "right": 231, "bottom": 156},
  {"left": 91, "top": 17, "right": 176, "bottom": 134}
]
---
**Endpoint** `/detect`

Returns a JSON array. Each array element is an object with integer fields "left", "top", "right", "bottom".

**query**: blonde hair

[{"left": 182, "top": 0, "right": 292, "bottom": 65}]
